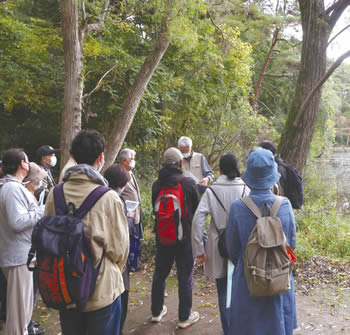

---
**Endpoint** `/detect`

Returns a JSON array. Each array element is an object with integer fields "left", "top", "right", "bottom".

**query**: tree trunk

[
  {"left": 103, "top": 20, "right": 172, "bottom": 168},
  {"left": 278, "top": 0, "right": 328, "bottom": 173},
  {"left": 60, "top": 0, "right": 84, "bottom": 169}
]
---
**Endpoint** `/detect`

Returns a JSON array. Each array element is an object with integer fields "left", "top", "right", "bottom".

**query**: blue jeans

[
  {"left": 216, "top": 277, "right": 229, "bottom": 335},
  {"left": 59, "top": 296, "right": 122, "bottom": 335},
  {"left": 151, "top": 241, "right": 194, "bottom": 321}
]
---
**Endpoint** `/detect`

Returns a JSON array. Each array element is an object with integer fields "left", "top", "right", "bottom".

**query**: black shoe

[
  {"left": 28, "top": 325, "right": 46, "bottom": 335},
  {"left": 32, "top": 321, "right": 41, "bottom": 328}
]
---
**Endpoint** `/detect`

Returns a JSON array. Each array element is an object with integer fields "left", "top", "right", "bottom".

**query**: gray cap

[
  {"left": 162, "top": 147, "right": 183, "bottom": 167},
  {"left": 23, "top": 162, "right": 48, "bottom": 184}
]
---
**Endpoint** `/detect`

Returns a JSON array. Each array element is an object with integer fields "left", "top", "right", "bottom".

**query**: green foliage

[
  {"left": 0, "top": 0, "right": 63, "bottom": 156},
  {"left": 138, "top": 177, "right": 157, "bottom": 261}
]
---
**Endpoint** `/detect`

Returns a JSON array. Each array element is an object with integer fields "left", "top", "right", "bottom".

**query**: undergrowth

[{"left": 294, "top": 161, "right": 350, "bottom": 262}]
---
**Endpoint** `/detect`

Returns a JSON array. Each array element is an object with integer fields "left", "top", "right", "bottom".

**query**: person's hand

[
  {"left": 196, "top": 253, "right": 208, "bottom": 263},
  {"left": 199, "top": 176, "right": 209, "bottom": 186},
  {"left": 127, "top": 210, "right": 136, "bottom": 219}
]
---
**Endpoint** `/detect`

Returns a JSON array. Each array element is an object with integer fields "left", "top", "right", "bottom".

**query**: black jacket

[{"left": 152, "top": 167, "right": 200, "bottom": 224}]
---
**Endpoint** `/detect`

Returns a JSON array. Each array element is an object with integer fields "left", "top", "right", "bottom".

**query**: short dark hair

[
  {"left": 104, "top": 165, "right": 130, "bottom": 189},
  {"left": 258, "top": 141, "right": 277, "bottom": 155},
  {"left": 219, "top": 153, "right": 240, "bottom": 180},
  {"left": 1, "top": 148, "right": 27, "bottom": 175},
  {"left": 71, "top": 130, "right": 105, "bottom": 165}
]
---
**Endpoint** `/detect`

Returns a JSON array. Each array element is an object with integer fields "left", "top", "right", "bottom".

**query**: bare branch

[
  {"left": 327, "top": 24, "right": 350, "bottom": 47},
  {"left": 294, "top": 49, "right": 350, "bottom": 126},
  {"left": 264, "top": 73, "right": 294, "bottom": 78},
  {"left": 326, "top": 0, "right": 350, "bottom": 31},
  {"left": 207, "top": 10, "right": 225, "bottom": 42},
  {"left": 83, "top": 64, "right": 117, "bottom": 101},
  {"left": 325, "top": 1, "right": 339, "bottom": 15},
  {"left": 252, "top": 26, "right": 281, "bottom": 111},
  {"left": 276, "top": 38, "right": 301, "bottom": 48},
  {"left": 81, "top": 0, "right": 86, "bottom": 25}
]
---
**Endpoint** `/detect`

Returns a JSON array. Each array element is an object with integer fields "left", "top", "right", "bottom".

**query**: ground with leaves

[{"left": 2, "top": 257, "right": 350, "bottom": 335}]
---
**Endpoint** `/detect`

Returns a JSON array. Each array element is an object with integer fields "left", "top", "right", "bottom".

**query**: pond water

[{"left": 312, "top": 148, "right": 350, "bottom": 211}]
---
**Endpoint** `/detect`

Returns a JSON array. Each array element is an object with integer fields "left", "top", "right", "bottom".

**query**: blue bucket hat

[{"left": 242, "top": 147, "right": 280, "bottom": 189}]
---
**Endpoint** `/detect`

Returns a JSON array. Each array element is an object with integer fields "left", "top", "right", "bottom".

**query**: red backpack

[{"left": 154, "top": 182, "right": 188, "bottom": 246}]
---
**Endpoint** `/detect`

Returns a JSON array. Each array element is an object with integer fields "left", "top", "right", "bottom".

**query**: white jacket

[{"left": 192, "top": 175, "right": 249, "bottom": 278}]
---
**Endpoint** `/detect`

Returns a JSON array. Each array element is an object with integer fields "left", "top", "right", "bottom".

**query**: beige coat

[
  {"left": 121, "top": 171, "right": 141, "bottom": 224},
  {"left": 44, "top": 173, "right": 129, "bottom": 312},
  {"left": 191, "top": 176, "right": 249, "bottom": 279}
]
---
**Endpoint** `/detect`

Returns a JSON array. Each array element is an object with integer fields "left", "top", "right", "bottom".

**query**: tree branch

[
  {"left": 252, "top": 26, "right": 281, "bottom": 111},
  {"left": 103, "top": 0, "right": 175, "bottom": 168},
  {"left": 294, "top": 49, "right": 350, "bottom": 127},
  {"left": 207, "top": 10, "right": 225, "bottom": 42},
  {"left": 327, "top": 24, "right": 350, "bottom": 47},
  {"left": 83, "top": 64, "right": 117, "bottom": 100},
  {"left": 263, "top": 73, "right": 294, "bottom": 78},
  {"left": 81, "top": 0, "right": 86, "bottom": 25},
  {"left": 326, "top": 0, "right": 350, "bottom": 31}
]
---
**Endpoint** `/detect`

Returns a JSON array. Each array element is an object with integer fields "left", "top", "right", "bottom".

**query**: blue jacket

[{"left": 225, "top": 189, "right": 297, "bottom": 335}]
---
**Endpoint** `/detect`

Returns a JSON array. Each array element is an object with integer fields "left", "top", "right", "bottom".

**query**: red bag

[{"left": 154, "top": 183, "right": 188, "bottom": 246}]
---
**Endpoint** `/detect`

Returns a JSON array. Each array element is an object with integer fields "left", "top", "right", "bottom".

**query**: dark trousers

[
  {"left": 151, "top": 241, "right": 194, "bottom": 321},
  {"left": 0, "top": 269, "right": 6, "bottom": 321},
  {"left": 120, "top": 290, "right": 129, "bottom": 334},
  {"left": 216, "top": 277, "right": 229, "bottom": 335},
  {"left": 59, "top": 296, "right": 121, "bottom": 335}
]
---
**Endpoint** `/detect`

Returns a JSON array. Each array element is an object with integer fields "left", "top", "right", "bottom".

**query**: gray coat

[
  {"left": 0, "top": 175, "right": 44, "bottom": 267},
  {"left": 191, "top": 176, "right": 249, "bottom": 279}
]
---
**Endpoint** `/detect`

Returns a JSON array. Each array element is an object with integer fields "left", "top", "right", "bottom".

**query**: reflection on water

[{"left": 313, "top": 149, "right": 350, "bottom": 210}]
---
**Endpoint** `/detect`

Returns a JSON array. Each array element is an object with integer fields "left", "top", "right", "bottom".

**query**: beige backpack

[{"left": 241, "top": 196, "right": 294, "bottom": 297}]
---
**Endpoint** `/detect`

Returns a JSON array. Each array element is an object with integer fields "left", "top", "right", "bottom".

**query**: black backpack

[
  {"left": 278, "top": 161, "right": 304, "bottom": 209},
  {"left": 27, "top": 184, "right": 111, "bottom": 310}
]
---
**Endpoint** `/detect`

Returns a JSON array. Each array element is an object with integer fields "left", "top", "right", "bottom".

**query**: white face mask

[
  {"left": 129, "top": 160, "right": 136, "bottom": 169},
  {"left": 97, "top": 155, "right": 105, "bottom": 172},
  {"left": 34, "top": 180, "right": 43, "bottom": 191},
  {"left": 182, "top": 152, "right": 191, "bottom": 158},
  {"left": 117, "top": 186, "right": 126, "bottom": 195},
  {"left": 50, "top": 156, "right": 57, "bottom": 167}
]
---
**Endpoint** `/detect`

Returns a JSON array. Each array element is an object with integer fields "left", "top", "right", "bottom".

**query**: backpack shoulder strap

[
  {"left": 241, "top": 196, "right": 262, "bottom": 218},
  {"left": 270, "top": 196, "right": 283, "bottom": 217},
  {"left": 241, "top": 184, "right": 246, "bottom": 197},
  {"left": 53, "top": 183, "right": 67, "bottom": 215},
  {"left": 208, "top": 187, "right": 228, "bottom": 215},
  {"left": 75, "top": 186, "right": 111, "bottom": 219}
]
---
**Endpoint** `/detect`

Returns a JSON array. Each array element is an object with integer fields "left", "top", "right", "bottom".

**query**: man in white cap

[
  {"left": 151, "top": 147, "right": 200, "bottom": 329},
  {"left": 177, "top": 136, "right": 214, "bottom": 192}
]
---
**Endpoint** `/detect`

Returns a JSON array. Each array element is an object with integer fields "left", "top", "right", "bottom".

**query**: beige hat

[
  {"left": 23, "top": 162, "right": 47, "bottom": 184},
  {"left": 162, "top": 147, "right": 183, "bottom": 167}
]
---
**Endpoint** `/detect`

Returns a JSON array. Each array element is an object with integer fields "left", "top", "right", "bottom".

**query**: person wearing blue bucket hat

[
  {"left": 241, "top": 147, "right": 280, "bottom": 190},
  {"left": 225, "top": 147, "right": 297, "bottom": 335}
]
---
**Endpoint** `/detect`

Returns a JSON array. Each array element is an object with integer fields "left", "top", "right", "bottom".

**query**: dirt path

[
  {"left": 2, "top": 261, "right": 350, "bottom": 335},
  {"left": 123, "top": 268, "right": 350, "bottom": 335}
]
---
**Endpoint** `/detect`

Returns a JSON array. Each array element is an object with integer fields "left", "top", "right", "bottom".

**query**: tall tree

[
  {"left": 103, "top": 0, "right": 176, "bottom": 168},
  {"left": 278, "top": 0, "right": 350, "bottom": 173},
  {"left": 60, "top": 0, "right": 109, "bottom": 166}
]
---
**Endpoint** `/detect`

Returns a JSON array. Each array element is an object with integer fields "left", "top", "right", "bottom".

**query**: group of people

[{"left": 0, "top": 131, "right": 298, "bottom": 335}]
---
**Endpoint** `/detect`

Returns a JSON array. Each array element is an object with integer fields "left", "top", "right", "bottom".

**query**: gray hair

[
  {"left": 118, "top": 148, "right": 136, "bottom": 162},
  {"left": 178, "top": 136, "right": 192, "bottom": 148}
]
